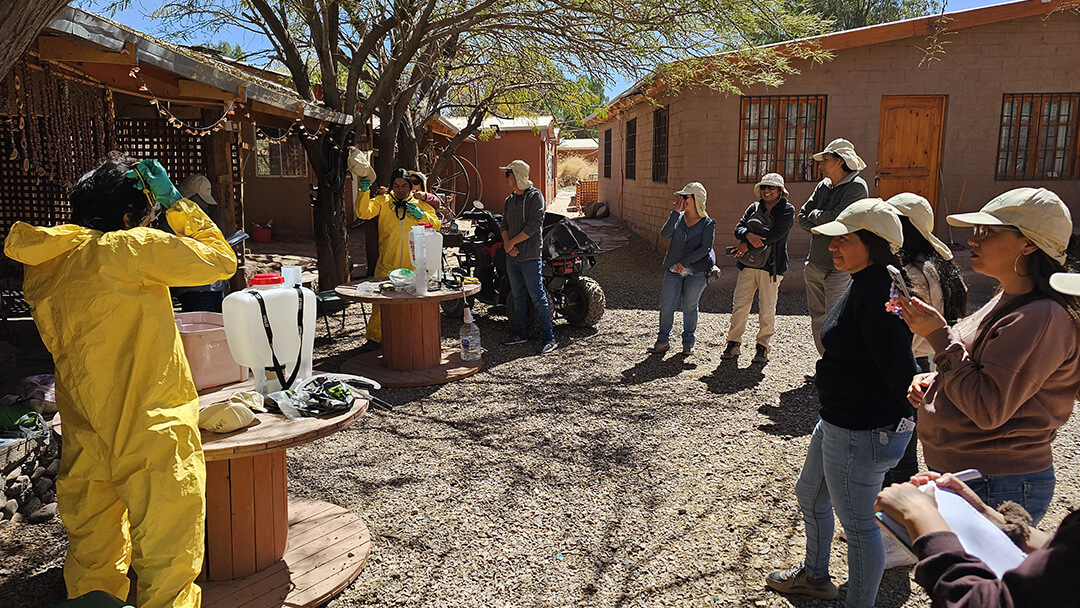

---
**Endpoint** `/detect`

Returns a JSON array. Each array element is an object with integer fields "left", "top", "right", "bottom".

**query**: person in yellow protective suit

[
  {"left": 4, "top": 155, "right": 237, "bottom": 608},
  {"left": 354, "top": 167, "right": 440, "bottom": 347}
]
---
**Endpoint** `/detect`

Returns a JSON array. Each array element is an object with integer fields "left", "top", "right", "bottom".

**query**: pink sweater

[{"left": 920, "top": 293, "right": 1080, "bottom": 475}]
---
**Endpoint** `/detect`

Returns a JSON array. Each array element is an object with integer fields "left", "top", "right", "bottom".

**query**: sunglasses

[
  {"left": 679, "top": 194, "right": 690, "bottom": 200},
  {"left": 972, "top": 225, "right": 1021, "bottom": 240},
  {"left": 759, "top": 185, "right": 778, "bottom": 191},
  {"left": 505, "top": 170, "right": 514, "bottom": 177}
]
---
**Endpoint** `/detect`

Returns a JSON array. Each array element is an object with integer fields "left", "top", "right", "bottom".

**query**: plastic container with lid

[
  {"left": 222, "top": 284, "right": 316, "bottom": 394},
  {"left": 408, "top": 226, "right": 428, "bottom": 295},
  {"left": 249, "top": 273, "right": 285, "bottom": 289},
  {"left": 175, "top": 312, "right": 249, "bottom": 390}
]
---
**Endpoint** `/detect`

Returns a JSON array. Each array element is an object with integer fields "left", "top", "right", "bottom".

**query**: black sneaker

[
  {"left": 539, "top": 340, "right": 558, "bottom": 355},
  {"left": 503, "top": 334, "right": 527, "bottom": 345},
  {"left": 765, "top": 564, "right": 838, "bottom": 600},
  {"left": 720, "top": 341, "right": 740, "bottom": 359}
]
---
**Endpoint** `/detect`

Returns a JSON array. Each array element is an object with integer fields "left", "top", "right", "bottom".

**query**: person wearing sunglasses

[
  {"left": 898, "top": 188, "right": 1080, "bottom": 524},
  {"left": 721, "top": 173, "right": 794, "bottom": 363},
  {"left": 648, "top": 182, "right": 716, "bottom": 355},
  {"left": 4, "top": 154, "right": 236, "bottom": 608}
]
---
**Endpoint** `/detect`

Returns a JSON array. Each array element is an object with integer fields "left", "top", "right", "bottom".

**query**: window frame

[
  {"left": 996, "top": 92, "right": 1080, "bottom": 181},
  {"left": 652, "top": 106, "right": 669, "bottom": 183},
  {"left": 255, "top": 129, "right": 309, "bottom": 178},
  {"left": 625, "top": 118, "right": 637, "bottom": 180},
  {"left": 603, "top": 129, "right": 612, "bottom": 178},
  {"left": 738, "top": 95, "right": 827, "bottom": 184}
]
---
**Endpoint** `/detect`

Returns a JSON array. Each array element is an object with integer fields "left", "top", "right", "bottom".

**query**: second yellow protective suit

[
  {"left": 354, "top": 189, "right": 440, "bottom": 342},
  {"left": 4, "top": 199, "right": 237, "bottom": 608}
]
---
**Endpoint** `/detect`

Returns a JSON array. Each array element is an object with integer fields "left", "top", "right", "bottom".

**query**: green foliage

[
  {"left": 793, "top": 0, "right": 941, "bottom": 32},
  {"left": 206, "top": 40, "right": 244, "bottom": 60}
]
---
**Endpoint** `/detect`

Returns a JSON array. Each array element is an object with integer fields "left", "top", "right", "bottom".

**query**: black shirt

[{"left": 816, "top": 264, "right": 917, "bottom": 430}]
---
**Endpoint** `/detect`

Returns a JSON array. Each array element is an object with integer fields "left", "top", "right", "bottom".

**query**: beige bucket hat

[
  {"left": 754, "top": 173, "right": 789, "bottom": 199},
  {"left": 812, "top": 198, "right": 904, "bottom": 252},
  {"left": 675, "top": 182, "right": 709, "bottom": 218},
  {"left": 813, "top": 138, "right": 867, "bottom": 172},
  {"left": 885, "top": 193, "right": 953, "bottom": 260},
  {"left": 347, "top": 147, "right": 376, "bottom": 181},
  {"left": 499, "top": 159, "right": 533, "bottom": 191},
  {"left": 947, "top": 188, "right": 1072, "bottom": 264}
]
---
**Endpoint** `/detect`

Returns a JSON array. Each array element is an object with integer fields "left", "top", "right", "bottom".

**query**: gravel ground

[{"left": 3, "top": 225, "right": 1079, "bottom": 608}]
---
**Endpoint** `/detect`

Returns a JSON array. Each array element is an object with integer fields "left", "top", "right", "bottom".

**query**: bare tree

[
  {"left": 150, "top": 0, "right": 830, "bottom": 288},
  {"left": 0, "top": 1, "right": 72, "bottom": 80}
]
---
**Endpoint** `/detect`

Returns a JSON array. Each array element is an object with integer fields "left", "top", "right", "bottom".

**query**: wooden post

[{"left": 203, "top": 108, "right": 245, "bottom": 290}]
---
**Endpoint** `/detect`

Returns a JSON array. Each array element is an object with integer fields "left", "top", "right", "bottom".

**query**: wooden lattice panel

[
  {"left": 115, "top": 118, "right": 207, "bottom": 181},
  {"left": 576, "top": 179, "right": 598, "bottom": 206},
  {"left": 0, "top": 152, "right": 70, "bottom": 237}
]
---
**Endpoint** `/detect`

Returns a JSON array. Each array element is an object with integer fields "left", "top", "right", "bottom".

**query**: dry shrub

[{"left": 557, "top": 155, "right": 598, "bottom": 188}]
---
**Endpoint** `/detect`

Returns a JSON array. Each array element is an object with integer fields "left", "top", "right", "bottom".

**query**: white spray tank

[
  {"left": 222, "top": 273, "right": 317, "bottom": 395},
  {"left": 422, "top": 222, "right": 443, "bottom": 286},
  {"left": 408, "top": 225, "right": 428, "bottom": 295}
]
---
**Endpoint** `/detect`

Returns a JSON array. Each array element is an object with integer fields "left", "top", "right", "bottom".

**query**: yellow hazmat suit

[
  {"left": 4, "top": 199, "right": 237, "bottom": 608},
  {"left": 354, "top": 189, "right": 440, "bottom": 342}
]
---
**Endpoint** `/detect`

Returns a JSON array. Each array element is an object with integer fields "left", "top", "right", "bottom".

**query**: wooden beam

[
  {"left": 38, "top": 36, "right": 137, "bottom": 65},
  {"left": 178, "top": 79, "right": 235, "bottom": 101},
  {"left": 251, "top": 99, "right": 304, "bottom": 120}
]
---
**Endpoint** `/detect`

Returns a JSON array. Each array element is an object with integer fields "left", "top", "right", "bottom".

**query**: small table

[
  {"left": 50, "top": 379, "right": 372, "bottom": 608},
  {"left": 335, "top": 278, "right": 482, "bottom": 387}
]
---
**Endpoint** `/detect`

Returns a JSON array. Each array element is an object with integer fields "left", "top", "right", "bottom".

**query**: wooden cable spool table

[
  {"left": 335, "top": 278, "right": 482, "bottom": 387},
  {"left": 56, "top": 377, "right": 373, "bottom": 608}
]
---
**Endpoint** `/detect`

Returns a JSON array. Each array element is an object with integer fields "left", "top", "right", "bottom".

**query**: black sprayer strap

[{"left": 249, "top": 286, "right": 306, "bottom": 390}]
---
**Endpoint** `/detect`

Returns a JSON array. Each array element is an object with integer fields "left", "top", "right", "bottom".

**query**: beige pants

[
  {"left": 727, "top": 267, "right": 783, "bottom": 350},
  {"left": 804, "top": 261, "right": 851, "bottom": 356}
]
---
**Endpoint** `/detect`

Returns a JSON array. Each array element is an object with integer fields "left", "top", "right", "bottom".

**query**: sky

[{"left": 77, "top": 0, "right": 1009, "bottom": 101}]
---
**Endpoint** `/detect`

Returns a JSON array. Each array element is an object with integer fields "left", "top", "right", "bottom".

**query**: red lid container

[{"left": 249, "top": 273, "right": 284, "bottom": 286}]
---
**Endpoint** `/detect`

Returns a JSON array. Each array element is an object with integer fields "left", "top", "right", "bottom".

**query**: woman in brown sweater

[{"left": 899, "top": 188, "right": 1080, "bottom": 524}]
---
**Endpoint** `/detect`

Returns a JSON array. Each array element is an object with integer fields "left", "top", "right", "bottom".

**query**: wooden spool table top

[
  {"left": 195, "top": 378, "right": 369, "bottom": 461},
  {"left": 334, "top": 278, "right": 479, "bottom": 305}
]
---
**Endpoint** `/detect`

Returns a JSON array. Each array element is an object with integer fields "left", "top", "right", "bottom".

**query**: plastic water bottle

[{"left": 459, "top": 307, "right": 482, "bottom": 361}]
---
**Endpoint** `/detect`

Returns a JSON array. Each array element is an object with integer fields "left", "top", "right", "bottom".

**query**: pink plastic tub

[{"left": 175, "top": 312, "right": 248, "bottom": 390}]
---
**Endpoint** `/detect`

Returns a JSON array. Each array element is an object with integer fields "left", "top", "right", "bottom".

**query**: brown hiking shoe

[{"left": 765, "top": 564, "right": 838, "bottom": 600}]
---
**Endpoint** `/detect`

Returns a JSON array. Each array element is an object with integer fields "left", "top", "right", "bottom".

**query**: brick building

[{"left": 588, "top": 0, "right": 1080, "bottom": 285}]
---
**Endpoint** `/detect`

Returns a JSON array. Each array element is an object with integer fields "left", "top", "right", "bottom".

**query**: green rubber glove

[
  {"left": 405, "top": 202, "right": 424, "bottom": 219},
  {"left": 358, "top": 177, "right": 371, "bottom": 192},
  {"left": 125, "top": 159, "right": 182, "bottom": 208}
]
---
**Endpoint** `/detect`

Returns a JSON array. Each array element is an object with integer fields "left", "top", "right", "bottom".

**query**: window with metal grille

[
  {"left": 996, "top": 93, "right": 1080, "bottom": 180},
  {"left": 625, "top": 119, "right": 636, "bottom": 180},
  {"left": 256, "top": 129, "right": 309, "bottom": 177},
  {"left": 603, "top": 129, "right": 612, "bottom": 178},
  {"left": 738, "top": 95, "right": 827, "bottom": 183},
  {"left": 652, "top": 106, "right": 669, "bottom": 183}
]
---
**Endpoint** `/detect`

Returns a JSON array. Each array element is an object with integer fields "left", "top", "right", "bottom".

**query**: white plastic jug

[
  {"left": 222, "top": 285, "right": 317, "bottom": 395},
  {"left": 424, "top": 225, "right": 443, "bottom": 285},
  {"left": 408, "top": 226, "right": 428, "bottom": 295}
]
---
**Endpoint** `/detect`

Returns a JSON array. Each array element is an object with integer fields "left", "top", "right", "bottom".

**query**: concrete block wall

[{"left": 597, "top": 12, "right": 1080, "bottom": 281}]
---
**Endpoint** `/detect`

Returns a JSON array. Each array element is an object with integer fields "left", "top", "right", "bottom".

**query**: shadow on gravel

[
  {"left": 619, "top": 353, "right": 697, "bottom": 384},
  {"left": 0, "top": 566, "right": 64, "bottom": 608},
  {"left": 699, "top": 358, "right": 766, "bottom": 395},
  {"left": 757, "top": 384, "right": 820, "bottom": 437}
]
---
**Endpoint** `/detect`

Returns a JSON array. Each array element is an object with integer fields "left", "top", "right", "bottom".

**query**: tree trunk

[
  {"left": 306, "top": 132, "right": 351, "bottom": 289},
  {"left": 0, "top": 1, "right": 70, "bottom": 80}
]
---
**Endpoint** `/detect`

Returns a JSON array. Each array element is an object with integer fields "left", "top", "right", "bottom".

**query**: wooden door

[{"left": 876, "top": 96, "right": 946, "bottom": 218}]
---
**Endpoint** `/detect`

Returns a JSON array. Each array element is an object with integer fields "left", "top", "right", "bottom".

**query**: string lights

[{"left": 126, "top": 65, "right": 331, "bottom": 142}]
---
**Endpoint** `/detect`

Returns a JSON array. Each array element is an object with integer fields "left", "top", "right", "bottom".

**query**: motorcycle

[{"left": 441, "top": 202, "right": 606, "bottom": 328}]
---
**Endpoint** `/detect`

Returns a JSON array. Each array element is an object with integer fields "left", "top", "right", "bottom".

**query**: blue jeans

[
  {"left": 657, "top": 271, "right": 708, "bottom": 347},
  {"left": 953, "top": 467, "right": 1055, "bottom": 526},
  {"left": 506, "top": 256, "right": 554, "bottom": 342},
  {"left": 796, "top": 419, "right": 913, "bottom": 608}
]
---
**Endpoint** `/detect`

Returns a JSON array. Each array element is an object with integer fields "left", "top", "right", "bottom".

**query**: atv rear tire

[
  {"left": 440, "top": 295, "right": 475, "bottom": 319},
  {"left": 561, "top": 276, "right": 605, "bottom": 327}
]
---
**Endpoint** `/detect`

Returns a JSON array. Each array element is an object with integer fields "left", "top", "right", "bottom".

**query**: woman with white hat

[
  {"left": 883, "top": 193, "right": 969, "bottom": 485},
  {"left": 899, "top": 188, "right": 1080, "bottom": 525},
  {"left": 766, "top": 200, "right": 917, "bottom": 608},
  {"left": 798, "top": 138, "right": 870, "bottom": 372},
  {"left": 648, "top": 182, "right": 715, "bottom": 355},
  {"left": 721, "top": 173, "right": 795, "bottom": 363}
]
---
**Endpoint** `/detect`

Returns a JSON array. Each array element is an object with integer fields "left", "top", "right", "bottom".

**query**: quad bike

[{"left": 442, "top": 203, "right": 606, "bottom": 328}]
